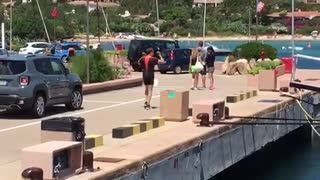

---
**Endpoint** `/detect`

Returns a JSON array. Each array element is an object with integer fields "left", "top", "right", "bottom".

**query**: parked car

[
  {"left": 0, "top": 54, "right": 83, "bottom": 118},
  {"left": 19, "top": 42, "right": 50, "bottom": 55},
  {"left": 128, "top": 39, "right": 184, "bottom": 71},
  {"left": 158, "top": 49, "right": 192, "bottom": 74},
  {"left": 51, "top": 42, "right": 86, "bottom": 62},
  {"left": 0, "top": 49, "right": 8, "bottom": 55}
]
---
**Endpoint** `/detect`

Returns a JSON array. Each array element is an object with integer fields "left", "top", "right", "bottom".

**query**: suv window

[
  {"left": 63, "top": 45, "right": 81, "bottom": 50},
  {"left": 50, "top": 59, "right": 65, "bottom": 75},
  {"left": 0, "top": 60, "right": 26, "bottom": 75},
  {"left": 34, "top": 59, "right": 53, "bottom": 75}
]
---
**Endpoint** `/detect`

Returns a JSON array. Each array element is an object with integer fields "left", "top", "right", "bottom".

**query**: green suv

[{"left": 0, "top": 54, "right": 83, "bottom": 118}]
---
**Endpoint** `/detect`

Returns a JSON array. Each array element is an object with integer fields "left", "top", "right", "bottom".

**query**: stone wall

[{"left": 118, "top": 93, "right": 316, "bottom": 180}]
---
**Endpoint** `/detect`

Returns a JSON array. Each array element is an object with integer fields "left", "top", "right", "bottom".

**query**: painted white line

[
  {"left": 83, "top": 100, "right": 124, "bottom": 104},
  {"left": 0, "top": 95, "right": 161, "bottom": 133}
]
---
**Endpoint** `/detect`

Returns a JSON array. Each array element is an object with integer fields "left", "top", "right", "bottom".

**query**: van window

[
  {"left": 166, "top": 42, "right": 176, "bottom": 49},
  {"left": 0, "top": 60, "right": 26, "bottom": 75},
  {"left": 63, "top": 45, "right": 81, "bottom": 50}
]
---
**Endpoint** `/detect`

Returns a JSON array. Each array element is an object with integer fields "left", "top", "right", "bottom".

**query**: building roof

[
  {"left": 193, "top": 0, "right": 223, "bottom": 4},
  {"left": 268, "top": 11, "right": 320, "bottom": 19},
  {"left": 67, "top": 1, "right": 119, "bottom": 7}
]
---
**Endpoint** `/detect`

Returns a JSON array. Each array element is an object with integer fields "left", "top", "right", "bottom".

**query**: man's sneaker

[
  {"left": 191, "top": 87, "right": 195, "bottom": 90},
  {"left": 145, "top": 105, "right": 150, "bottom": 110}
]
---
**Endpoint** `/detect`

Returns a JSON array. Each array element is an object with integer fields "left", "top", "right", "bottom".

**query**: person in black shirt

[
  {"left": 140, "top": 48, "right": 164, "bottom": 110},
  {"left": 206, "top": 46, "right": 216, "bottom": 90}
]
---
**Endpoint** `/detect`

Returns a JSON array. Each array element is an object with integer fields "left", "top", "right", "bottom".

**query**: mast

[
  {"left": 9, "top": 0, "right": 12, "bottom": 51},
  {"left": 156, "top": 0, "right": 160, "bottom": 37},
  {"left": 35, "top": 0, "right": 50, "bottom": 43},
  {"left": 202, "top": 0, "right": 207, "bottom": 44},
  {"left": 291, "top": 0, "right": 296, "bottom": 81}
]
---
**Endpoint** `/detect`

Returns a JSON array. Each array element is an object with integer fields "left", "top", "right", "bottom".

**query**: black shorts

[
  {"left": 143, "top": 73, "right": 154, "bottom": 85},
  {"left": 200, "top": 66, "right": 207, "bottom": 75}
]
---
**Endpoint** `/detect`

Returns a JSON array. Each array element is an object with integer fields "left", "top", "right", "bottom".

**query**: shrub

[
  {"left": 296, "top": 26, "right": 315, "bottom": 35},
  {"left": 233, "top": 42, "right": 278, "bottom": 60},
  {"left": 248, "top": 60, "right": 282, "bottom": 75},
  {"left": 70, "top": 49, "right": 118, "bottom": 83}
]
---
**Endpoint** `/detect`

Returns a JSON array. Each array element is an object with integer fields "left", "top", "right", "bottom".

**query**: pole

[
  {"left": 1, "top": 23, "right": 5, "bottom": 49},
  {"left": 9, "top": 0, "right": 12, "bottom": 52},
  {"left": 291, "top": 0, "right": 296, "bottom": 81},
  {"left": 96, "top": 0, "right": 100, "bottom": 43},
  {"left": 255, "top": 0, "right": 258, "bottom": 41},
  {"left": 203, "top": 0, "right": 207, "bottom": 43},
  {"left": 35, "top": 0, "right": 50, "bottom": 43},
  {"left": 53, "top": 13, "right": 56, "bottom": 42},
  {"left": 249, "top": 7, "right": 251, "bottom": 41},
  {"left": 156, "top": 0, "right": 160, "bottom": 37},
  {"left": 100, "top": 4, "right": 115, "bottom": 49},
  {"left": 86, "top": 0, "right": 90, "bottom": 84}
]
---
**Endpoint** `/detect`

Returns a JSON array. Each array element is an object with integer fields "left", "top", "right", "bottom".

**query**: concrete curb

[
  {"left": 85, "top": 134, "right": 104, "bottom": 150},
  {"left": 82, "top": 77, "right": 143, "bottom": 95},
  {"left": 226, "top": 90, "right": 258, "bottom": 103},
  {"left": 112, "top": 117, "right": 165, "bottom": 139}
]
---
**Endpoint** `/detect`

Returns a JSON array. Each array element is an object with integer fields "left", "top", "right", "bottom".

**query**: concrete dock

[{"left": 0, "top": 70, "right": 319, "bottom": 179}]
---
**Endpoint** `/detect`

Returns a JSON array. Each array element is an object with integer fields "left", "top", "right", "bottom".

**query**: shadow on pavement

[{"left": 0, "top": 106, "right": 84, "bottom": 120}]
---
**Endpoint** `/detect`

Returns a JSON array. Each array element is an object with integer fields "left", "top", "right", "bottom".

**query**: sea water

[
  {"left": 212, "top": 126, "right": 320, "bottom": 180},
  {"left": 101, "top": 40, "right": 320, "bottom": 69}
]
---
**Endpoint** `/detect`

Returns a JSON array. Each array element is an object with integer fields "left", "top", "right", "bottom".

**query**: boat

[
  {"left": 205, "top": 43, "right": 232, "bottom": 56},
  {"left": 282, "top": 46, "right": 304, "bottom": 51}
]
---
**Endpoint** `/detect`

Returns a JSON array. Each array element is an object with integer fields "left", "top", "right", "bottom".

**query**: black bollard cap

[{"left": 21, "top": 167, "right": 43, "bottom": 180}]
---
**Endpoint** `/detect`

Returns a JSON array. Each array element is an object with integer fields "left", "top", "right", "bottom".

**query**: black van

[
  {"left": 158, "top": 48, "right": 192, "bottom": 74},
  {"left": 128, "top": 39, "right": 180, "bottom": 71}
]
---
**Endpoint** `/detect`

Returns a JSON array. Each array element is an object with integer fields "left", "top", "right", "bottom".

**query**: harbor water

[
  {"left": 212, "top": 125, "right": 320, "bottom": 180},
  {"left": 101, "top": 40, "right": 320, "bottom": 70}
]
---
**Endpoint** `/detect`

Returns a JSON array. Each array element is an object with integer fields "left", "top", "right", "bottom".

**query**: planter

[
  {"left": 275, "top": 64, "right": 285, "bottom": 77},
  {"left": 258, "top": 70, "right": 277, "bottom": 91},
  {"left": 247, "top": 74, "right": 259, "bottom": 89}
]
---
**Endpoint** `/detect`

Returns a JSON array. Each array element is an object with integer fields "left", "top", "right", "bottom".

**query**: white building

[{"left": 193, "top": 0, "right": 223, "bottom": 7}]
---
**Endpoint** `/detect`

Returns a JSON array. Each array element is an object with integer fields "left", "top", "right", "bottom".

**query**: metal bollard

[
  {"left": 225, "top": 106, "right": 230, "bottom": 119},
  {"left": 197, "top": 113, "right": 210, "bottom": 127},
  {"left": 21, "top": 167, "right": 43, "bottom": 180},
  {"left": 83, "top": 151, "right": 94, "bottom": 172}
]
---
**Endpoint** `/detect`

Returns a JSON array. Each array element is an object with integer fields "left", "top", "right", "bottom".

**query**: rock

[
  {"left": 236, "top": 59, "right": 248, "bottom": 63},
  {"left": 249, "top": 59, "right": 257, "bottom": 69},
  {"left": 225, "top": 62, "right": 248, "bottom": 75},
  {"left": 222, "top": 64, "right": 228, "bottom": 74}
]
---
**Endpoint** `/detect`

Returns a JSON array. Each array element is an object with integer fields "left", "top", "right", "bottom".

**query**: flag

[
  {"left": 256, "top": 1, "right": 265, "bottom": 13},
  {"left": 51, "top": 7, "right": 57, "bottom": 18}
]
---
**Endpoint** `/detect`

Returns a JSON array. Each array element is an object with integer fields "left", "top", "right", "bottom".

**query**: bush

[
  {"left": 70, "top": 49, "right": 118, "bottom": 83},
  {"left": 248, "top": 60, "right": 282, "bottom": 75},
  {"left": 104, "top": 50, "right": 128, "bottom": 56},
  {"left": 296, "top": 26, "right": 315, "bottom": 35},
  {"left": 233, "top": 42, "right": 278, "bottom": 60}
]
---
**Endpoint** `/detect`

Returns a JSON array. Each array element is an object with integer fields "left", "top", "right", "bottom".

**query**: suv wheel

[
  {"left": 160, "top": 71, "right": 167, "bottom": 74},
  {"left": 32, "top": 94, "right": 46, "bottom": 118},
  {"left": 174, "top": 66, "right": 182, "bottom": 74},
  {"left": 66, "top": 89, "right": 83, "bottom": 110}
]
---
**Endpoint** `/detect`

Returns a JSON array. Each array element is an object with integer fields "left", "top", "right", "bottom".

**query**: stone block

[
  {"left": 236, "top": 93, "right": 246, "bottom": 101},
  {"left": 226, "top": 95, "right": 241, "bottom": 103},
  {"left": 85, "top": 134, "right": 103, "bottom": 148},
  {"left": 258, "top": 70, "right": 277, "bottom": 91},
  {"left": 144, "top": 117, "right": 165, "bottom": 128},
  {"left": 123, "top": 124, "right": 140, "bottom": 135},
  {"left": 84, "top": 137, "right": 95, "bottom": 150},
  {"left": 132, "top": 121, "right": 153, "bottom": 132},
  {"left": 21, "top": 141, "right": 82, "bottom": 180},
  {"left": 160, "top": 90, "right": 189, "bottom": 122},
  {"left": 112, "top": 126, "right": 133, "bottom": 138}
]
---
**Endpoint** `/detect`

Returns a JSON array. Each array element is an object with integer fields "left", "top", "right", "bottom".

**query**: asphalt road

[{"left": 0, "top": 72, "right": 247, "bottom": 169}]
